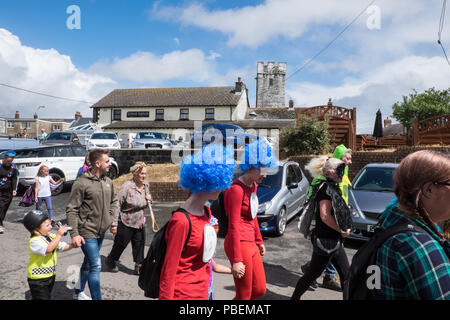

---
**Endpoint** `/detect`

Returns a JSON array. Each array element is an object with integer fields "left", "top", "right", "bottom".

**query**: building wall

[
  {"left": 0, "top": 118, "right": 6, "bottom": 134},
  {"left": 256, "top": 61, "right": 286, "bottom": 108},
  {"left": 5, "top": 120, "right": 70, "bottom": 138}
]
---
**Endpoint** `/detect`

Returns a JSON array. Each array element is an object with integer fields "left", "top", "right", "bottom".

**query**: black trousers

[
  {"left": 27, "top": 275, "right": 56, "bottom": 300},
  {"left": 291, "top": 244, "right": 349, "bottom": 300},
  {"left": 0, "top": 189, "right": 13, "bottom": 226},
  {"left": 108, "top": 221, "right": 145, "bottom": 264}
]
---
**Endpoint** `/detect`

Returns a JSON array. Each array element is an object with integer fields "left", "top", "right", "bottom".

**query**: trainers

[
  {"left": 73, "top": 291, "right": 92, "bottom": 300},
  {"left": 105, "top": 257, "right": 119, "bottom": 272},
  {"left": 0, "top": 226, "right": 4, "bottom": 234},
  {"left": 134, "top": 264, "right": 142, "bottom": 276},
  {"left": 322, "top": 277, "right": 342, "bottom": 292}
]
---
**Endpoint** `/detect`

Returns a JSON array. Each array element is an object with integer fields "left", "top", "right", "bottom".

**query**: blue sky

[{"left": 0, "top": 0, "right": 449, "bottom": 133}]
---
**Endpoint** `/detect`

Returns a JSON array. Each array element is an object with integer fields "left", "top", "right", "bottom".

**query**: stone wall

[
  {"left": 289, "top": 146, "right": 450, "bottom": 181},
  {"left": 149, "top": 182, "right": 189, "bottom": 202}
]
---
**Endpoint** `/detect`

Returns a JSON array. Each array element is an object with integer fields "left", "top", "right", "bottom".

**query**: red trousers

[{"left": 224, "top": 240, "right": 266, "bottom": 300}]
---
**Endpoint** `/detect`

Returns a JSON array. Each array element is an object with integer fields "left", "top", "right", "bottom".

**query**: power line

[
  {"left": 438, "top": 0, "right": 450, "bottom": 67},
  {"left": 286, "top": 0, "right": 376, "bottom": 81},
  {"left": 0, "top": 82, "right": 95, "bottom": 104}
]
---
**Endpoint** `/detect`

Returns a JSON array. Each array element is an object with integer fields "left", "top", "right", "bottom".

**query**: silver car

[
  {"left": 131, "top": 131, "right": 173, "bottom": 149},
  {"left": 256, "top": 161, "right": 310, "bottom": 236},
  {"left": 348, "top": 163, "right": 398, "bottom": 241}
]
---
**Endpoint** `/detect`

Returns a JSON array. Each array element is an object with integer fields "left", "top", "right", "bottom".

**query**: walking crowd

[{"left": 0, "top": 140, "right": 449, "bottom": 300}]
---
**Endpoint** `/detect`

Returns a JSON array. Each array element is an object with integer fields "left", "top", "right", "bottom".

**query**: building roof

[
  {"left": 103, "top": 119, "right": 296, "bottom": 130},
  {"left": 69, "top": 117, "right": 93, "bottom": 128},
  {"left": 92, "top": 87, "right": 243, "bottom": 108},
  {"left": 383, "top": 123, "right": 404, "bottom": 135},
  {"left": 247, "top": 107, "right": 296, "bottom": 119}
]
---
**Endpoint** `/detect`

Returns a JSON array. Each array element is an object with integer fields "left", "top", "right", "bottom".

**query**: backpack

[
  {"left": 210, "top": 182, "right": 244, "bottom": 238},
  {"left": 343, "top": 222, "right": 427, "bottom": 300},
  {"left": 138, "top": 208, "right": 192, "bottom": 299}
]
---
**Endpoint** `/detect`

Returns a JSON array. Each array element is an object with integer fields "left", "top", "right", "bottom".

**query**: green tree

[
  {"left": 280, "top": 116, "right": 331, "bottom": 155},
  {"left": 392, "top": 87, "right": 450, "bottom": 132}
]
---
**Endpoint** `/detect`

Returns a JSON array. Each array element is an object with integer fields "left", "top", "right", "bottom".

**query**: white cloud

[
  {"left": 0, "top": 28, "right": 116, "bottom": 119},
  {"left": 288, "top": 56, "right": 450, "bottom": 133},
  {"left": 89, "top": 49, "right": 219, "bottom": 84}
]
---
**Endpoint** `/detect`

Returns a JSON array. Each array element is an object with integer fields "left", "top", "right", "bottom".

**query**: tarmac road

[{"left": 0, "top": 189, "right": 361, "bottom": 300}]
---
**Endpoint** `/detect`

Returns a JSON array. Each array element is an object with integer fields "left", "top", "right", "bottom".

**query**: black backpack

[
  {"left": 210, "top": 182, "right": 244, "bottom": 238},
  {"left": 138, "top": 208, "right": 192, "bottom": 299},
  {"left": 343, "top": 222, "right": 427, "bottom": 300}
]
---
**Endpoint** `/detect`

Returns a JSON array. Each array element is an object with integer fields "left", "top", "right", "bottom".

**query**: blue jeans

[
  {"left": 75, "top": 237, "right": 104, "bottom": 300},
  {"left": 36, "top": 196, "right": 53, "bottom": 219}
]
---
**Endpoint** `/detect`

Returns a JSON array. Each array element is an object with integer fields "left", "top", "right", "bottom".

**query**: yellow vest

[
  {"left": 339, "top": 174, "right": 352, "bottom": 205},
  {"left": 27, "top": 234, "right": 58, "bottom": 280}
]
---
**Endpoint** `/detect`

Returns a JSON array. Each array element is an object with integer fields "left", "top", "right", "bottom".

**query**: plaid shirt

[
  {"left": 113, "top": 180, "right": 150, "bottom": 229},
  {"left": 376, "top": 206, "right": 450, "bottom": 300}
]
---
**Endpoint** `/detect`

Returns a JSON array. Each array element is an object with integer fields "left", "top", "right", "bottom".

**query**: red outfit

[
  {"left": 224, "top": 179, "right": 266, "bottom": 300},
  {"left": 159, "top": 209, "right": 211, "bottom": 300}
]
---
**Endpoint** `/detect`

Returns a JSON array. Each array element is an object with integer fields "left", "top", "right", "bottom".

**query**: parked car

[
  {"left": 0, "top": 137, "right": 40, "bottom": 152},
  {"left": 256, "top": 161, "right": 310, "bottom": 236},
  {"left": 119, "top": 133, "right": 137, "bottom": 148},
  {"left": 348, "top": 163, "right": 398, "bottom": 241},
  {"left": 131, "top": 131, "right": 173, "bottom": 149},
  {"left": 190, "top": 123, "right": 260, "bottom": 148},
  {"left": 42, "top": 131, "right": 81, "bottom": 146},
  {"left": 4, "top": 145, "right": 119, "bottom": 195},
  {"left": 87, "top": 132, "right": 121, "bottom": 150}
]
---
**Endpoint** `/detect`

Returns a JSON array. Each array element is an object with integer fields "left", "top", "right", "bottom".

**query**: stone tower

[{"left": 255, "top": 61, "right": 286, "bottom": 108}]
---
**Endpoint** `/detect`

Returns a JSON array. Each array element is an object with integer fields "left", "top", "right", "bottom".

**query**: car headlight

[
  {"left": 348, "top": 204, "right": 361, "bottom": 218},
  {"left": 163, "top": 142, "right": 172, "bottom": 147},
  {"left": 88, "top": 141, "right": 95, "bottom": 147},
  {"left": 113, "top": 142, "right": 120, "bottom": 147},
  {"left": 258, "top": 201, "right": 272, "bottom": 213}
]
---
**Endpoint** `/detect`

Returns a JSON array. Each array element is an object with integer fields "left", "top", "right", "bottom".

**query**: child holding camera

[{"left": 23, "top": 210, "right": 74, "bottom": 300}]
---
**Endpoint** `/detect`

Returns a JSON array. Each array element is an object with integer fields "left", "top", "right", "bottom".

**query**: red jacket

[
  {"left": 159, "top": 209, "right": 211, "bottom": 300},
  {"left": 224, "top": 179, "right": 263, "bottom": 263}
]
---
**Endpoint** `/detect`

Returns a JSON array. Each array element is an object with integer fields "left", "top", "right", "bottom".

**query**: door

[
  {"left": 285, "top": 164, "right": 300, "bottom": 215},
  {"left": 54, "top": 145, "right": 78, "bottom": 181}
]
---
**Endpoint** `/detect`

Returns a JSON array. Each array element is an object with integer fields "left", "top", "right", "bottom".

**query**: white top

[
  {"left": 29, "top": 234, "right": 67, "bottom": 256},
  {"left": 35, "top": 176, "right": 51, "bottom": 198}
]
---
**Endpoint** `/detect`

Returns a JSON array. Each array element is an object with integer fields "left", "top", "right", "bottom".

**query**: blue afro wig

[
  {"left": 239, "top": 140, "right": 277, "bottom": 172},
  {"left": 179, "top": 144, "right": 236, "bottom": 194}
]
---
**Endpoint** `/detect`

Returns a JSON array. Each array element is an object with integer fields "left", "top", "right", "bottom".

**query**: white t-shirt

[
  {"left": 29, "top": 234, "right": 67, "bottom": 256},
  {"left": 35, "top": 176, "right": 51, "bottom": 198}
]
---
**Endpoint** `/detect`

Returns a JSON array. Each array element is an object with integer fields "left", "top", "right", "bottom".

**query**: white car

[
  {"left": 5, "top": 145, "right": 119, "bottom": 195},
  {"left": 87, "top": 132, "right": 121, "bottom": 150}
]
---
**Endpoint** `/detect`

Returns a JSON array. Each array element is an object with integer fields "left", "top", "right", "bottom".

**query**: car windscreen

[
  {"left": 91, "top": 133, "right": 117, "bottom": 140},
  {"left": 352, "top": 167, "right": 396, "bottom": 192},
  {"left": 137, "top": 132, "right": 165, "bottom": 139},
  {"left": 258, "top": 166, "right": 282, "bottom": 188},
  {"left": 46, "top": 132, "right": 71, "bottom": 140}
]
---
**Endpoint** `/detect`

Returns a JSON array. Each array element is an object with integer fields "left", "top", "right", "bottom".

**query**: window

[
  {"left": 155, "top": 109, "right": 164, "bottom": 121},
  {"left": 293, "top": 165, "right": 304, "bottom": 183},
  {"left": 180, "top": 108, "right": 189, "bottom": 120},
  {"left": 72, "top": 146, "right": 88, "bottom": 157},
  {"left": 286, "top": 165, "right": 297, "bottom": 185},
  {"left": 205, "top": 108, "right": 215, "bottom": 120},
  {"left": 127, "top": 111, "right": 149, "bottom": 118},
  {"left": 53, "top": 124, "right": 61, "bottom": 131},
  {"left": 38, "top": 147, "right": 55, "bottom": 157},
  {"left": 55, "top": 146, "right": 74, "bottom": 157},
  {"left": 21, "top": 122, "right": 32, "bottom": 129},
  {"left": 112, "top": 109, "right": 121, "bottom": 121},
  {"left": 93, "top": 108, "right": 100, "bottom": 123},
  {"left": 7, "top": 121, "right": 14, "bottom": 129},
  {"left": 269, "top": 78, "right": 274, "bottom": 86}
]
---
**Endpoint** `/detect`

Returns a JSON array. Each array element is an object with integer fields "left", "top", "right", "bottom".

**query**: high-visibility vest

[
  {"left": 340, "top": 174, "right": 352, "bottom": 205},
  {"left": 27, "top": 234, "right": 58, "bottom": 280}
]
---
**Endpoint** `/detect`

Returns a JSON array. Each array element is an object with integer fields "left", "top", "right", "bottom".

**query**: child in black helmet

[{"left": 23, "top": 210, "right": 74, "bottom": 300}]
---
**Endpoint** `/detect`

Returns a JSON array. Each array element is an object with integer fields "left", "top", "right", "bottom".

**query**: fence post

[{"left": 412, "top": 118, "right": 419, "bottom": 146}]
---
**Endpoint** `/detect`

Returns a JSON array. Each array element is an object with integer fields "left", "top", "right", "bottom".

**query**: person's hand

[
  {"left": 110, "top": 226, "right": 117, "bottom": 235},
  {"left": 257, "top": 244, "right": 266, "bottom": 256},
  {"left": 35, "top": 197, "right": 38, "bottom": 203},
  {"left": 71, "top": 235, "right": 85, "bottom": 248},
  {"left": 341, "top": 229, "right": 351, "bottom": 238},
  {"left": 232, "top": 262, "right": 245, "bottom": 279},
  {"left": 60, "top": 178, "right": 65, "bottom": 182},
  {"left": 57, "top": 226, "right": 69, "bottom": 236},
  {"left": 12, "top": 190, "right": 17, "bottom": 196},
  {"left": 145, "top": 195, "right": 152, "bottom": 203}
]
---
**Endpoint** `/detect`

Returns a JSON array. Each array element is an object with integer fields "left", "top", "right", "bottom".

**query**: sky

[{"left": 0, "top": 0, "right": 449, "bottom": 133}]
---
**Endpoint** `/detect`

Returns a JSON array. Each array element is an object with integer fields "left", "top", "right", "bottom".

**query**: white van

[{"left": 119, "top": 133, "right": 136, "bottom": 148}]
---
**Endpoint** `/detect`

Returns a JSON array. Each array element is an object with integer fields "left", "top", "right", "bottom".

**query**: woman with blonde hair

[
  {"left": 34, "top": 165, "right": 64, "bottom": 220},
  {"left": 105, "top": 162, "right": 152, "bottom": 275},
  {"left": 374, "top": 150, "right": 450, "bottom": 299}
]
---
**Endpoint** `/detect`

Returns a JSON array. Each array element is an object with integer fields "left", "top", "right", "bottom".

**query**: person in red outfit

[
  {"left": 224, "top": 140, "right": 277, "bottom": 300},
  {"left": 159, "top": 144, "right": 235, "bottom": 300}
]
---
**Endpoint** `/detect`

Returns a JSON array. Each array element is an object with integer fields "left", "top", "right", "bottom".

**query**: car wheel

[
  {"left": 50, "top": 172, "right": 64, "bottom": 196},
  {"left": 275, "top": 207, "right": 287, "bottom": 236},
  {"left": 107, "top": 165, "right": 118, "bottom": 180}
]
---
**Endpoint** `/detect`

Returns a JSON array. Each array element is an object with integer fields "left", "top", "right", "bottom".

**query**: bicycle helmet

[{"left": 23, "top": 210, "right": 49, "bottom": 234}]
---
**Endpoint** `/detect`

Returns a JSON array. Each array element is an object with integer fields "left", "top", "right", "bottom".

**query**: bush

[{"left": 280, "top": 117, "right": 331, "bottom": 155}]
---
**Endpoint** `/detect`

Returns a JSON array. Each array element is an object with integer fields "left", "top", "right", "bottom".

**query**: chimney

[
  {"left": 15, "top": 111, "right": 20, "bottom": 119},
  {"left": 289, "top": 100, "right": 294, "bottom": 109},
  {"left": 75, "top": 111, "right": 82, "bottom": 121},
  {"left": 235, "top": 77, "right": 244, "bottom": 93},
  {"left": 33, "top": 113, "right": 38, "bottom": 119},
  {"left": 384, "top": 116, "right": 392, "bottom": 128}
]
